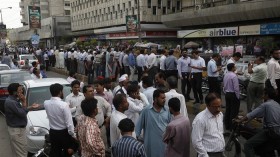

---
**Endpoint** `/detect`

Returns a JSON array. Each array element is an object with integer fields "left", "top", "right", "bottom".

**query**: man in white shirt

[
  {"left": 44, "top": 83, "right": 76, "bottom": 156},
  {"left": 178, "top": 51, "right": 192, "bottom": 101},
  {"left": 165, "top": 76, "right": 188, "bottom": 117},
  {"left": 147, "top": 49, "right": 158, "bottom": 81},
  {"left": 110, "top": 94, "right": 130, "bottom": 145},
  {"left": 159, "top": 50, "right": 167, "bottom": 74},
  {"left": 266, "top": 49, "right": 280, "bottom": 103},
  {"left": 113, "top": 74, "right": 128, "bottom": 95},
  {"left": 65, "top": 80, "right": 85, "bottom": 125},
  {"left": 190, "top": 51, "right": 206, "bottom": 104},
  {"left": 192, "top": 93, "right": 225, "bottom": 157},
  {"left": 136, "top": 49, "right": 146, "bottom": 82},
  {"left": 225, "top": 52, "right": 242, "bottom": 74},
  {"left": 142, "top": 76, "right": 156, "bottom": 105},
  {"left": 122, "top": 50, "right": 130, "bottom": 77},
  {"left": 207, "top": 53, "right": 222, "bottom": 95},
  {"left": 125, "top": 84, "right": 144, "bottom": 125}
]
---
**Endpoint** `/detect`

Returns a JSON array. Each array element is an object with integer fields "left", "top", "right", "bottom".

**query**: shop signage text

[
  {"left": 178, "top": 27, "right": 238, "bottom": 38},
  {"left": 260, "top": 23, "right": 280, "bottom": 35}
]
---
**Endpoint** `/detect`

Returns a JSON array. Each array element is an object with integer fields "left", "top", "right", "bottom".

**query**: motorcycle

[{"left": 224, "top": 118, "right": 280, "bottom": 157}]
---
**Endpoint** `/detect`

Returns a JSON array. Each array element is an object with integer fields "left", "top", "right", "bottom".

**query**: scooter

[{"left": 224, "top": 118, "right": 280, "bottom": 157}]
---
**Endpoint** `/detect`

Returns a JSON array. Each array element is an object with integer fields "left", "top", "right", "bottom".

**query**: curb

[{"left": 49, "top": 67, "right": 88, "bottom": 82}]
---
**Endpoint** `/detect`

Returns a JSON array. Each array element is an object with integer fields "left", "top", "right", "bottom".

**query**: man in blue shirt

[
  {"left": 207, "top": 53, "right": 222, "bottom": 95},
  {"left": 136, "top": 89, "right": 171, "bottom": 157}
]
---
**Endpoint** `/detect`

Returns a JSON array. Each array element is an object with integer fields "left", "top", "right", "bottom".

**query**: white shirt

[
  {"left": 267, "top": 58, "right": 280, "bottom": 89},
  {"left": 207, "top": 59, "right": 219, "bottom": 77},
  {"left": 159, "top": 55, "right": 166, "bottom": 70},
  {"left": 165, "top": 89, "right": 188, "bottom": 117},
  {"left": 143, "top": 86, "right": 156, "bottom": 105},
  {"left": 136, "top": 54, "right": 146, "bottom": 68},
  {"left": 147, "top": 53, "right": 157, "bottom": 68},
  {"left": 177, "top": 56, "right": 191, "bottom": 77},
  {"left": 192, "top": 108, "right": 225, "bottom": 157},
  {"left": 191, "top": 56, "right": 206, "bottom": 73},
  {"left": 44, "top": 97, "right": 75, "bottom": 137},
  {"left": 113, "top": 85, "right": 121, "bottom": 96},
  {"left": 76, "top": 96, "right": 111, "bottom": 126},
  {"left": 138, "top": 81, "right": 145, "bottom": 93},
  {"left": 115, "top": 87, "right": 127, "bottom": 96},
  {"left": 118, "top": 51, "right": 124, "bottom": 67},
  {"left": 66, "top": 77, "right": 84, "bottom": 89},
  {"left": 104, "top": 88, "right": 114, "bottom": 100},
  {"left": 226, "top": 57, "right": 236, "bottom": 65},
  {"left": 65, "top": 92, "right": 85, "bottom": 117},
  {"left": 122, "top": 54, "right": 129, "bottom": 66},
  {"left": 139, "top": 92, "right": 149, "bottom": 107},
  {"left": 31, "top": 73, "right": 42, "bottom": 80},
  {"left": 110, "top": 110, "right": 127, "bottom": 145},
  {"left": 250, "top": 63, "right": 267, "bottom": 84},
  {"left": 124, "top": 97, "right": 144, "bottom": 124}
]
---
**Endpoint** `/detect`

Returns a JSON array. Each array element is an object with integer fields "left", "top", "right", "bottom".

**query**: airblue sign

[{"left": 260, "top": 23, "right": 280, "bottom": 35}]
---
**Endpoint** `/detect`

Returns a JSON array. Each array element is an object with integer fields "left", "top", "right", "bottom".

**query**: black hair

[
  {"left": 103, "top": 78, "right": 112, "bottom": 84},
  {"left": 140, "top": 49, "right": 144, "bottom": 54},
  {"left": 81, "top": 98, "right": 97, "bottom": 117},
  {"left": 71, "top": 80, "right": 80, "bottom": 87},
  {"left": 169, "top": 49, "right": 174, "bottom": 55},
  {"left": 168, "top": 97, "right": 181, "bottom": 112},
  {"left": 191, "top": 50, "right": 199, "bottom": 55},
  {"left": 264, "top": 88, "right": 277, "bottom": 100},
  {"left": 166, "top": 76, "right": 177, "bottom": 89},
  {"left": 127, "top": 84, "right": 139, "bottom": 96},
  {"left": 157, "top": 72, "right": 165, "bottom": 79},
  {"left": 93, "top": 79, "right": 105, "bottom": 86},
  {"left": 40, "top": 64, "right": 45, "bottom": 70},
  {"left": 153, "top": 89, "right": 165, "bottom": 100},
  {"left": 69, "top": 71, "right": 75, "bottom": 77},
  {"left": 7, "top": 83, "right": 21, "bottom": 95},
  {"left": 33, "top": 68, "right": 38, "bottom": 74},
  {"left": 113, "top": 94, "right": 127, "bottom": 110},
  {"left": 227, "top": 63, "right": 235, "bottom": 71},
  {"left": 205, "top": 93, "right": 220, "bottom": 106},
  {"left": 50, "top": 83, "right": 63, "bottom": 97},
  {"left": 142, "top": 76, "right": 153, "bottom": 87},
  {"left": 212, "top": 53, "right": 220, "bottom": 58},
  {"left": 82, "top": 85, "right": 93, "bottom": 93},
  {"left": 256, "top": 56, "right": 265, "bottom": 63},
  {"left": 233, "top": 52, "right": 242, "bottom": 58},
  {"left": 118, "top": 118, "right": 135, "bottom": 132},
  {"left": 31, "top": 61, "right": 37, "bottom": 67}
]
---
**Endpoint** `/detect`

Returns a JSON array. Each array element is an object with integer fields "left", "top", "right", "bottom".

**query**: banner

[
  {"left": 28, "top": 6, "right": 41, "bottom": 29},
  {"left": 31, "top": 34, "right": 40, "bottom": 46},
  {"left": 260, "top": 23, "right": 280, "bottom": 35},
  {"left": 0, "top": 24, "right": 7, "bottom": 38},
  {"left": 239, "top": 25, "right": 260, "bottom": 36},
  {"left": 126, "top": 15, "right": 137, "bottom": 32},
  {"left": 178, "top": 27, "right": 238, "bottom": 38}
]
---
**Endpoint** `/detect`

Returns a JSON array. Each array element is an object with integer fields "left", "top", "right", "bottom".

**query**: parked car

[
  {"left": 0, "top": 64, "right": 10, "bottom": 71},
  {"left": 0, "top": 69, "right": 32, "bottom": 113},
  {"left": 18, "top": 54, "right": 39, "bottom": 68},
  {"left": 22, "top": 78, "right": 71, "bottom": 154}
]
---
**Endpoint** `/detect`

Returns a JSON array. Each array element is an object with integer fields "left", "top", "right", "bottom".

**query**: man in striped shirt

[{"left": 112, "top": 118, "right": 147, "bottom": 157}]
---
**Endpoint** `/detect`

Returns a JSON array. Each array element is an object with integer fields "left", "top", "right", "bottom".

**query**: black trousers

[
  {"left": 181, "top": 72, "right": 192, "bottom": 99},
  {"left": 49, "top": 129, "right": 77, "bottom": 157},
  {"left": 265, "top": 79, "right": 280, "bottom": 104},
  {"left": 225, "top": 92, "right": 240, "bottom": 130},
  {"left": 148, "top": 66, "right": 158, "bottom": 81},
  {"left": 165, "top": 70, "right": 178, "bottom": 79},
  {"left": 191, "top": 73, "right": 203, "bottom": 102},
  {"left": 208, "top": 76, "right": 221, "bottom": 96},
  {"left": 137, "top": 66, "right": 143, "bottom": 82}
]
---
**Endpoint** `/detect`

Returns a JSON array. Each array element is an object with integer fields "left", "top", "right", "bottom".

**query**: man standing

[
  {"left": 112, "top": 118, "right": 147, "bottom": 157},
  {"left": 136, "top": 89, "right": 171, "bottom": 157},
  {"left": 247, "top": 56, "right": 267, "bottom": 112},
  {"left": 226, "top": 52, "right": 242, "bottom": 65},
  {"left": 155, "top": 72, "right": 169, "bottom": 92},
  {"left": 164, "top": 50, "right": 178, "bottom": 79},
  {"left": 223, "top": 63, "right": 240, "bottom": 130},
  {"left": 142, "top": 76, "right": 156, "bottom": 105},
  {"left": 4, "top": 83, "right": 39, "bottom": 157},
  {"left": 159, "top": 49, "right": 167, "bottom": 74},
  {"left": 192, "top": 93, "right": 225, "bottom": 157},
  {"left": 93, "top": 79, "right": 113, "bottom": 105},
  {"left": 178, "top": 50, "right": 192, "bottom": 100},
  {"left": 147, "top": 49, "right": 158, "bottom": 81},
  {"left": 65, "top": 80, "right": 85, "bottom": 125},
  {"left": 190, "top": 50, "right": 206, "bottom": 104},
  {"left": 136, "top": 49, "right": 146, "bottom": 82},
  {"left": 266, "top": 49, "right": 280, "bottom": 103},
  {"left": 207, "top": 53, "right": 222, "bottom": 95},
  {"left": 165, "top": 76, "right": 188, "bottom": 117},
  {"left": 128, "top": 48, "right": 136, "bottom": 81},
  {"left": 163, "top": 97, "right": 190, "bottom": 157},
  {"left": 44, "top": 83, "right": 76, "bottom": 156},
  {"left": 122, "top": 50, "right": 130, "bottom": 78}
]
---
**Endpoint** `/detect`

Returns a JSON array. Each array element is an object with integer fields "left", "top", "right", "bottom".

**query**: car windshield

[
  {"left": 27, "top": 85, "right": 72, "bottom": 108},
  {"left": 0, "top": 66, "right": 10, "bottom": 71},
  {"left": 0, "top": 72, "right": 32, "bottom": 85},
  {"left": 21, "top": 55, "right": 37, "bottom": 60}
]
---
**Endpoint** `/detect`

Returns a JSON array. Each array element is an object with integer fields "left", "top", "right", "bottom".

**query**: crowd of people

[{"left": 2, "top": 45, "right": 280, "bottom": 157}]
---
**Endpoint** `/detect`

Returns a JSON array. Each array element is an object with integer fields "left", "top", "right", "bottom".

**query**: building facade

[{"left": 70, "top": 0, "right": 180, "bottom": 45}]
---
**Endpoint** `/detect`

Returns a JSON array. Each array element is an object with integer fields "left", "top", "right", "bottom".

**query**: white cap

[{"left": 119, "top": 74, "right": 128, "bottom": 82}]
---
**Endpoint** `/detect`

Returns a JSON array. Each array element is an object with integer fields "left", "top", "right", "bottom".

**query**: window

[
  {"left": 177, "top": 1, "right": 180, "bottom": 11},
  {"left": 120, "top": 10, "right": 123, "bottom": 18},
  {"left": 132, "top": 7, "right": 134, "bottom": 15},
  {"left": 162, "top": 7, "right": 166, "bottom": 14},
  {"left": 113, "top": 6, "right": 115, "bottom": 12},
  {"left": 129, "top": 1, "right": 131, "bottom": 8},
  {"left": 118, "top": 4, "right": 120, "bottom": 11},
  {"left": 167, "top": 0, "right": 171, "bottom": 9},
  {"left": 172, "top": 7, "right": 175, "bottom": 13},
  {"left": 123, "top": 3, "right": 125, "bottom": 10},
  {"left": 148, "top": 0, "right": 151, "bottom": 8},
  {"left": 115, "top": 12, "right": 117, "bottom": 19},
  {"left": 126, "top": 9, "right": 128, "bottom": 15},
  {"left": 152, "top": 6, "right": 156, "bottom": 15},
  {"left": 65, "top": 10, "right": 70, "bottom": 15},
  {"left": 158, "top": 0, "right": 161, "bottom": 9}
]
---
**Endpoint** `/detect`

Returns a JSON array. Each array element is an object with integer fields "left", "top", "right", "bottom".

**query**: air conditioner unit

[{"left": 195, "top": 5, "right": 201, "bottom": 10}]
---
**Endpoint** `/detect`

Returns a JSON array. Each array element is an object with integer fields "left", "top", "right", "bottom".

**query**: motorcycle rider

[{"left": 238, "top": 88, "right": 280, "bottom": 157}]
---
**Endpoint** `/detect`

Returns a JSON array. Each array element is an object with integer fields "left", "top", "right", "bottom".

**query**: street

[{"left": 0, "top": 71, "right": 248, "bottom": 157}]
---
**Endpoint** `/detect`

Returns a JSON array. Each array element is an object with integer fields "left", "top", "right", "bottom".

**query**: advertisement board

[
  {"left": 28, "top": 6, "right": 41, "bottom": 29},
  {"left": 260, "top": 23, "right": 280, "bottom": 35},
  {"left": 126, "top": 15, "right": 137, "bottom": 32},
  {"left": 239, "top": 25, "right": 260, "bottom": 36},
  {"left": 178, "top": 27, "right": 238, "bottom": 38}
]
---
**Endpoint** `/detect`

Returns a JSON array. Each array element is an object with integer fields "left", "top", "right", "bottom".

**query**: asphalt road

[{"left": 0, "top": 71, "right": 247, "bottom": 157}]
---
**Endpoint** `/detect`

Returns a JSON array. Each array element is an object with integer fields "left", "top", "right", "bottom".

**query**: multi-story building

[
  {"left": 70, "top": 0, "right": 179, "bottom": 44},
  {"left": 161, "top": 0, "right": 280, "bottom": 55},
  {"left": 19, "top": 0, "right": 71, "bottom": 25}
]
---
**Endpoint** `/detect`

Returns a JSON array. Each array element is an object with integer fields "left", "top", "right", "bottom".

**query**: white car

[
  {"left": 22, "top": 78, "right": 71, "bottom": 154},
  {"left": 18, "top": 54, "right": 39, "bottom": 68},
  {"left": 0, "top": 64, "right": 10, "bottom": 70}
]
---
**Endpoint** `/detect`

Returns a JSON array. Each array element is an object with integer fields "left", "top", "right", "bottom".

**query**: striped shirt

[
  {"left": 191, "top": 108, "right": 225, "bottom": 157},
  {"left": 112, "top": 136, "right": 147, "bottom": 157}
]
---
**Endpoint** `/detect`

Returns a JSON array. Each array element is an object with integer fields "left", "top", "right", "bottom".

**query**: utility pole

[{"left": 137, "top": 0, "right": 142, "bottom": 42}]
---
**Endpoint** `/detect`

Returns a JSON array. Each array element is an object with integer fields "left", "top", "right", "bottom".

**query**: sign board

[
  {"left": 107, "top": 32, "right": 146, "bottom": 39},
  {"left": 221, "top": 45, "right": 243, "bottom": 56},
  {"left": 239, "top": 25, "right": 260, "bottom": 36},
  {"left": 31, "top": 34, "right": 40, "bottom": 47},
  {"left": 0, "top": 24, "right": 7, "bottom": 38},
  {"left": 146, "top": 31, "right": 176, "bottom": 37},
  {"left": 126, "top": 15, "right": 137, "bottom": 32},
  {"left": 28, "top": 6, "right": 41, "bottom": 29},
  {"left": 178, "top": 27, "right": 238, "bottom": 38},
  {"left": 260, "top": 23, "right": 280, "bottom": 35}
]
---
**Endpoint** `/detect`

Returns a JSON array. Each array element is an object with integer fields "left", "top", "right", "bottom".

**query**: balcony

[{"left": 161, "top": 0, "right": 280, "bottom": 28}]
